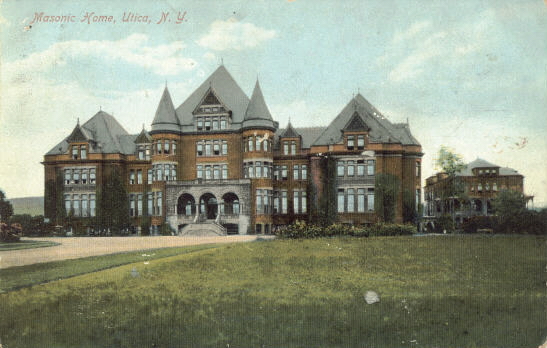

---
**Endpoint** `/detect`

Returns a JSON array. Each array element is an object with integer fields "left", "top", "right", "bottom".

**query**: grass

[
  {"left": 0, "top": 240, "right": 59, "bottom": 251},
  {"left": 0, "top": 235, "right": 546, "bottom": 348},
  {"left": 0, "top": 244, "right": 218, "bottom": 292}
]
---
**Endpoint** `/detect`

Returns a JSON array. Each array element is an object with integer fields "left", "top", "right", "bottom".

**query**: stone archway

[
  {"left": 222, "top": 192, "right": 240, "bottom": 215},
  {"left": 177, "top": 193, "right": 196, "bottom": 216},
  {"left": 199, "top": 193, "right": 218, "bottom": 220}
]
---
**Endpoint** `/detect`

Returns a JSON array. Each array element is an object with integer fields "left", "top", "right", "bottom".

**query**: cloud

[
  {"left": 3, "top": 34, "right": 197, "bottom": 79},
  {"left": 0, "top": 14, "right": 10, "bottom": 26},
  {"left": 197, "top": 17, "right": 276, "bottom": 51}
]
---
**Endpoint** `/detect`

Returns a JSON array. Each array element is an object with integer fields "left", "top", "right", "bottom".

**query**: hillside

[{"left": 9, "top": 196, "right": 44, "bottom": 216}]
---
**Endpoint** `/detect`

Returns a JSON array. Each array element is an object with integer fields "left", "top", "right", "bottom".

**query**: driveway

[{"left": 0, "top": 235, "right": 271, "bottom": 269}]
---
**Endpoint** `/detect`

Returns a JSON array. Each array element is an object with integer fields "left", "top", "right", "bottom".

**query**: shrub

[
  {"left": 275, "top": 222, "right": 416, "bottom": 239},
  {"left": 435, "top": 215, "right": 455, "bottom": 233},
  {"left": 461, "top": 216, "right": 498, "bottom": 234}
]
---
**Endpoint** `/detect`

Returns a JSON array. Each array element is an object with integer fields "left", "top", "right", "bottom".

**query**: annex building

[
  {"left": 43, "top": 66, "right": 423, "bottom": 235},
  {"left": 424, "top": 158, "right": 532, "bottom": 224}
]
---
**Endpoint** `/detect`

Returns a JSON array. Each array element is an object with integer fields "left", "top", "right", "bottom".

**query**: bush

[
  {"left": 275, "top": 221, "right": 416, "bottom": 239},
  {"left": 435, "top": 215, "right": 455, "bottom": 233},
  {"left": 461, "top": 216, "right": 498, "bottom": 234}
]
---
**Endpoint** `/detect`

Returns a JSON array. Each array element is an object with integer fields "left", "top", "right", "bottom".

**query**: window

[
  {"left": 212, "top": 119, "right": 219, "bottom": 130},
  {"left": 213, "top": 165, "right": 220, "bottom": 179},
  {"left": 222, "top": 141, "right": 228, "bottom": 155},
  {"left": 281, "top": 190, "right": 288, "bottom": 214},
  {"left": 145, "top": 146, "right": 151, "bottom": 160},
  {"left": 137, "top": 194, "right": 143, "bottom": 216},
  {"left": 347, "top": 189, "right": 355, "bottom": 212},
  {"left": 213, "top": 142, "right": 220, "bottom": 155},
  {"left": 137, "top": 170, "right": 143, "bottom": 184},
  {"left": 65, "top": 169, "right": 71, "bottom": 185},
  {"left": 148, "top": 169, "right": 153, "bottom": 184},
  {"left": 478, "top": 183, "right": 483, "bottom": 192},
  {"left": 157, "top": 191, "right": 162, "bottom": 216},
  {"left": 172, "top": 141, "right": 176, "bottom": 155},
  {"left": 357, "top": 135, "right": 365, "bottom": 150},
  {"left": 156, "top": 141, "right": 162, "bottom": 155},
  {"left": 416, "top": 161, "right": 421, "bottom": 177},
  {"left": 415, "top": 189, "right": 420, "bottom": 210},
  {"left": 367, "top": 188, "right": 375, "bottom": 211},
  {"left": 205, "top": 166, "right": 212, "bottom": 180},
  {"left": 273, "top": 192, "right": 279, "bottom": 214},
  {"left": 90, "top": 169, "right": 96, "bottom": 184},
  {"left": 256, "top": 137, "right": 261, "bottom": 152},
  {"left": 129, "top": 170, "right": 135, "bottom": 185},
  {"left": 72, "top": 146, "right": 78, "bottom": 159},
  {"left": 73, "top": 194, "right": 80, "bottom": 216},
  {"left": 130, "top": 194, "right": 136, "bottom": 217},
  {"left": 294, "top": 191, "right": 300, "bottom": 214},
  {"left": 80, "top": 146, "right": 87, "bottom": 159},
  {"left": 301, "top": 191, "right": 307, "bottom": 213},
  {"left": 357, "top": 161, "right": 365, "bottom": 176},
  {"left": 347, "top": 136, "right": 354, "bottom": 150},
  {"left": 197, "top": 143, "right": 203, "bottom": 156},
  {"left": 205, "top": 120, "right": 211, "bottom": 131},
  {"left": 273, "top": 166, "right": 279, "bottom": 181},
  {"left": 367, "top": 160, "right": 375, "bottom": 176},
  {"left": 82, "top": 171, "right": 88, "bottom": 184},
  {"left": 205, "top": 143, "right": 212, "bottom": 156},
  {"left": 64, "top": 194, "right": 71, "bottom": 214},
  {"left": 73, "top": 170, "right": 80, "bottom": 184},
  {"left": 337, "top": 161, "right": 345, "bottom": 177},
  {"left": 222, "top": 164, "right": 228, "bottom": 179},
  {"left": 283, "top": 142, "right": 289, "bottom": 155},
  {"left": 197, "top": 118, "right": 203, "bottom": 130},
  {"left": 347, "top": 161, "right": 355, "bottom": 177},
  {"left": 357, "top": 189, "right": 365, "bottom": 212},
  {"left": 485, "top": 183, "right": 490, "bottom": 191},
  {"left": 256, "top": 189, "right": 263, "bottom": 214},
  {"left": 281, "top": 166, "right": 288, "bottom": 180},
  {"left": 90, "top": 194, "right": 96, "bottom": 217},
  {"left": 337, "top": 189, "right": 345, "bottom": 213},
  {"left": 147, "top": 193, "right": 153, "bottom": 216},
  {"left": 493, "top": 183, "right": 498, "bottom": 191},
  {"left": 293, "top": 165, "right": 299, "bottom": 180},
  {"left": 291, "top": 141, "right": 296, "bottom": 155},
  {"left": 220, "top": 119, "right": 227, "bottom": 129},
  {"left": 263, "top": 139, "right": 269, "bottom": 152},
  {"left": 138, "top": 146, "right": 145, "bottom": 160},
  {"left": 302, "top": 165, "right": 308, "bottom": 180},
  {"left": 197, "top": 165, "right": 203, "bottom": 179},
  {"left": 255, "top": 161, "right": 262, "bottom": 178},
  {"left": 248, "top": 137, "right": 254, "bottom": 152},
  {"left": 171, "top": 166, "right": 176, "bottom": 181}
]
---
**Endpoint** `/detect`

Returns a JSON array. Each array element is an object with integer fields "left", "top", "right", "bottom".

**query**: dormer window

[
  {"left": 283, "top": 142, "right": 289, "bottom": 155},
  {"left": 347, "top": 136, "right": 355, "bottom": 150},
  {"left": 72, "top": 146, "right": 79, "bottom": 159},
  {"left": 357, "top": 135, "right": 365, "bottom": 150},
  {"left": 80, "top": 146, "right": 87, "bottom": 159},
  {"left": 291, "top": 141, "right": 297, "bottom": 155}
]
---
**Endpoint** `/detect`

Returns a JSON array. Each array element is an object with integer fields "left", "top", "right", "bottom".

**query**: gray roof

[
  {"left": 176, "top": 65, "right": 250, "bottom": 127},
  {"left": 312, "top": 94, "right": 420, "bottom": 146},
  {"left": 46, "top": 111, "right": 133, "bottom": 155},
  {"left": 279, "top": 121, "right": 300, "bottom": 138},
  {"left": 243, "top": 80, "right": 273, "bottom": 127},
  {"left": 456, "top": 158, "right": 521, "bottom": 176},
  {"left": 151, "top": 87, "right": 180, "bottom": 134},
  {"left": 275, "top": 126, "right": 326, "bottom": 149}
]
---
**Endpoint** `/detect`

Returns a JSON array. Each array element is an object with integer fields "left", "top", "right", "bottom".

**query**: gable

[
  {"left": 66, "top": 125, "right": 90, "bottom": 143},
  {"left": 343, "top": 112, "right": 369, "bottom": 132}
]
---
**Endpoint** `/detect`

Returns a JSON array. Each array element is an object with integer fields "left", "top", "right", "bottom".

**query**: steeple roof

[
  {"left": 66, "top": 121, "right": 92, "bottom": 142},
  {"left": 134, "top": 127, "right": 151, "bottom": 144},
  {"left": 244, "top": 80, "right": 273, "bottom": 121},
  {"left": 242, "top": 79, "right": 276, "bottom": 130},
  {"left": 151, "top": 87, "right": 180, "bottom": 134}
]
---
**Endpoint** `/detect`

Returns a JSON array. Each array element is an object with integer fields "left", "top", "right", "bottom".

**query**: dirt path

[{"left": 0, "top": 235, "right": 271, "bottom": 269}]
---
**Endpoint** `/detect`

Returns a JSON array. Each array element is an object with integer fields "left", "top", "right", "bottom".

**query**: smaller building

[{"left": 424, "top": 158, "right": 532, "bottom": 224}]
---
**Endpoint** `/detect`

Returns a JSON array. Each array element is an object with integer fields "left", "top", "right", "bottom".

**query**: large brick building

[
  {"left": 424, "top": 158, "right": 532, "bottom": 224},
  {"left": 43, "top": 66, "right": 423, "bottom": 235}
]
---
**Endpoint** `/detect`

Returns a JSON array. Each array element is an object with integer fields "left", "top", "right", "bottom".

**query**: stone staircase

[{"left": 179, "top": 221, "right": 227, "bottom": 236}]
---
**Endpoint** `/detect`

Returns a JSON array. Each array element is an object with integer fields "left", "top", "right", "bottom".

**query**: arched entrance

[
  {"left": 199, "top": 193, "right": 218, "bottom": 220},
  {"left": 221, "top": 192, "right": 240, "bottom": 215},
  {"left": 177, "top": 194, "right": 196, "bottom": 216}
]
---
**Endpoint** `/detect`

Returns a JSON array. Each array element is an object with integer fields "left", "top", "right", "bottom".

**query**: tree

[
  {"left": 492, "top": 189, "right": 527, "bottom": 233},
  {"left": 375, "top": 173, "right": 400, "bottom": 223},
  {"left": 434, "top": 146, "right": 467, "bottom": 223},
  {"left": 96, "top": 167, "right": 130, "bottom": 234},
  {"left": 0, "top": 190, "right": 14, "bottom": 222}
]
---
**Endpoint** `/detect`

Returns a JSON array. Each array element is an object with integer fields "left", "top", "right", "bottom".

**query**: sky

[{"left": 0, "top": 0, "right": 546, "bottom": 207}]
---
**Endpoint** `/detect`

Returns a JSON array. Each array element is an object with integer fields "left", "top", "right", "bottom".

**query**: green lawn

[
  {"left": 0, "top": 244, "right": 218, "bottom": 292},
  {"left": 0, "top": 240, "right": 59, "bottom": 251},
  {"left": 0, "top": 235, "right": 545, "bottom": 348}
]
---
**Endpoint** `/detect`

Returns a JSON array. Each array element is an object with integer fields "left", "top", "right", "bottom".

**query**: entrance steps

[{"left": 179, "top": 221, "right": 227, "bottom": 236}]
